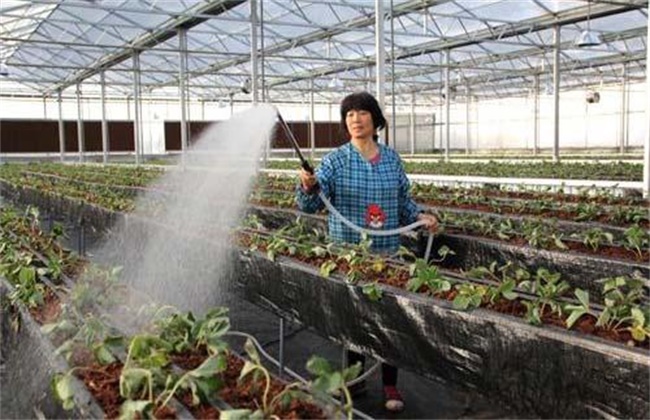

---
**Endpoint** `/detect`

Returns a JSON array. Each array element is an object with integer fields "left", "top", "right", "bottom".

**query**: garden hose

[{"left": 317, "top": 190, "right": 429, "bottom": 236}]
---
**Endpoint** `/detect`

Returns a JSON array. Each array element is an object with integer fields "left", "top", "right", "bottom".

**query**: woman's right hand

[{"left": 299, "top": 168, "right": 317, "bottom": 191}]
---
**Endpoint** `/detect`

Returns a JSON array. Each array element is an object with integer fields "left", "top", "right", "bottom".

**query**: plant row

[
  {"left": 235, "top": 214, "right": 650, "bottom": 348},
  {"left": 2, "top": 165, "right": 647, "bottom": 264},
  {"left": 3, "top": 163, "right": 648, "bottom": 207},
  {"left": 0, "top": 206, "right": 356, "bottom": 419},
  {"left": 266, "top": 159, "right": 643, "bottom": 181}
]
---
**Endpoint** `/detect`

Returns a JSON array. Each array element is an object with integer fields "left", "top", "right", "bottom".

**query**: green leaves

[
  {"left": 319, "top": 260, "right": 337, "bottom": 277},
  {"left": 306, "top": 356, "right": 360, "bottom": 419},
  {"left": 52, "top": 372, "right": 76, "bottom": 410},
  {"left": 118, "top": 400, "right": 153, "bottom": 420},
  {"left": 565, "top": 289, "right": 592, "bottom": 329},
  {"left": 407, "top": 259, "right": 451, "bottom": 294},
  {"left": 361, "top": 282, "right": 383, "bottom": 301},
  {"left": 452, "top": 283, "right": 487, "bottom": 310}
]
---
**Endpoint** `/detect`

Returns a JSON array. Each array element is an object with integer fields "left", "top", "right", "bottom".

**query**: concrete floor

[{"left": 225, "top": 298, "right": 515, "bottom": 420}]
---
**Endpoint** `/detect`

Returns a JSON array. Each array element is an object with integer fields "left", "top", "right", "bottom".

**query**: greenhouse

[{"left": 0, "top": 1, "right": 648, "bottom": 419}]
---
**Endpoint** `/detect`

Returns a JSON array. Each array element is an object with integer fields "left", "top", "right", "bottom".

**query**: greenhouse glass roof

[{"left": 0, "top": 0, "right": 647, "bottom": 105}]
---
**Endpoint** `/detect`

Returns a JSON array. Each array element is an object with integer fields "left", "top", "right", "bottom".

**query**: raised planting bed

[
  {"left": 0, "top": 203, "right": 350, "bottom": 420},
  {"left": 245, "top": 205, "right": 649, "bottom": 301},
  {"left": 232, "top": 249, "right": 650, "bottom": 419},
  {"left": 0, "top": 279, "right": 104, "bottom": 419}
]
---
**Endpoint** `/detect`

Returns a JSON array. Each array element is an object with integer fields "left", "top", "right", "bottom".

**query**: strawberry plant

[
  {"left": 577, "top": 228, "right": 614, "bottom": 251},
  {"left": 519, "top": 268, "right": 570, "bottom": 325},
  {"left": 622, "top": 225, "right": 649, "bottom": 259},
  {"left": 452, "top": 283, "right": 488, "bottom": 310},
  {"left": 407, "top": 259, "right": 452, "bottom": 295}
]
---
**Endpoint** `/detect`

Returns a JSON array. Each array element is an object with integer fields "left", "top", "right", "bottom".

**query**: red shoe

[{"left": 383, "top": 385, "right": 404, "bottom": 412}]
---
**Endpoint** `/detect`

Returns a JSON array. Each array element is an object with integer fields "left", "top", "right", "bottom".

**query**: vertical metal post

[
  {"left": 179, "top": 28, "right": 189, "bottom": 167},
  {"left": 390, "top": 0, "right": 396, "bottom": 149},
  {"left": 444, "top": 49, "right": 450, "bottom": 162},
  {"left": 375, "top": 0, "right": 386, "bottom": 144},
  {"left": 310, "top": 78, "right": 315, "bottom": 160},
  {"left": 43, "top": 96, "right": 47, "bottom": 118},
  {"left": 250, "top": 0, "right": 259, "bottom": 105},
  {"left": 278, "top": 317, "right": 285, "bottom": 378},
  {"left": 410, "top": 91, "right": 416, "bottom": 155},
  {"left": 100, "top": 71, "right": 109, "bottom": 164},
  {"left": 552, "top": 24, "right": 560, "bottom": 163},
  {"left": 643, "top": 14, "right": 650, "bottom": 198},
  {"left": 133, "top": 51, "right": 142, "bottom": 165},
  {"left": 76, "top": 84, "right": 85, "bottom": 162},
  {"left": 534, "top": 74, "right": 539, "bottom": 155},
  {"left": 465, "top": 84, "right": 470, "bottom": 155},
  {"left": 57, "top": 90, "right": 65, "bottom": 162},
  {"left": 260, "top": 0, "right": 266, "bottom": 102},
  {"left": 620, "top": 63, "right": 628, "bottom": 155}
]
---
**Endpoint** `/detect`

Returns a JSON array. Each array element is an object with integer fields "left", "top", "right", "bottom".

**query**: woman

[{"left": 296, "top": 91, "right": 438, "bottom": 412}]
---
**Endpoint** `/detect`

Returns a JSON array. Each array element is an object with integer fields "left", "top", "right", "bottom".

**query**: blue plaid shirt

[{"left": 296, "top": 143, "right": 421, "bottom": 253}]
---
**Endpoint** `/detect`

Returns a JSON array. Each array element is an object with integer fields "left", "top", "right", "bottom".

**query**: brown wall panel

[
  {"left": 1, "top": 120, "right": 134, "bottom": 153},
  {"left": 165, "top": 121, "right": 219, "bottom": 151},
  {"left": 165, "top": 120, "right": 341, "bottom": 151},
  {"left": 0, "top": 120, "right": 59, "bottom": 152}
]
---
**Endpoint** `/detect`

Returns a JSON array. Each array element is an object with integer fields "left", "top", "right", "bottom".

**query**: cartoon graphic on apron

[{"left": 365, "top": 203, "right": 386, "bottom": 229}]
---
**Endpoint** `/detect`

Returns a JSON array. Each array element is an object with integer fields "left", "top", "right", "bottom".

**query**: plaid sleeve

[
  {"left": 295, "top": 154, "right": 334, "bottom": 213},
  {"left": 398, "top": 157, "right": 421, "bottom": 225}
]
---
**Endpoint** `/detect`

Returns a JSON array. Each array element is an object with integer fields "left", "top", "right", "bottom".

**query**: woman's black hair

[{"left": 340, "top": 91, "right": 387, "bottom": 141}]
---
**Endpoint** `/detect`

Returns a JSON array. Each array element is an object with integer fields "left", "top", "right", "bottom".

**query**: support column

[
  {"left": 534, "top": 74, "right": 540, "bottom": 155},
  {"left": 179, "top": 28, "right": 189, "bottom": 166},
  {"left": 57, "top": 90, "right": 65, "bottom": 162},
  {"left": 310, "top": 78, "right": 315, "bottom": 161},
  {"left": 444, "top": 49, "right": 451, "bottom": 162},
  {"left": 552, "top": 24, "right": 561, "bottom": 162},
  {"left": 375, "top": 0, "right": 386, "bottom": 144},
  {"left": 100, "top": 71, "right": 109, "bottom": 164},
  {"left": 410, "top": 92, "right": 416, "bottom": 155},
  {"left": 438, "top": 66, "right": 443, "bottom": 151},
  {"left": 390, "top": 0, "right": 396, "bottom": 149},
  {"left": 643, "top": 15, "right": 649, "bottom": 198},
  {"left": 250, "top": 0, "right": 259, "bottom": 105},
  {"left": 620, "top": 63, "right": 628, "bottom": 155},
  {"left": 132, "top": 51, "right": 142, "bottom": 165},
  {"left": 465, "top": 84, "right": 470, "bottom": 155},
  {"left": 76, "top": 84, "right": 85, "bottom": 162}
]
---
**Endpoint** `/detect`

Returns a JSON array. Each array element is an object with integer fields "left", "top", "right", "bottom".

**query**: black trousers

[{"left": 347, "top": 350, "right": 397, "bottom": 386}]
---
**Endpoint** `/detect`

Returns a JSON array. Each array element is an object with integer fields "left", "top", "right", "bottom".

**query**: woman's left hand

[{"left": 417, "top": 213, "right": 439, "bottom": 233}]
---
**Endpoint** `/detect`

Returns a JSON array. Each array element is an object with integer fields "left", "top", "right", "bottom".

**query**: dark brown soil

[
  {"left": 29, "top": 287, "right": 61, "bottom": 324},
  {"left": 75, "top": 362, "right": 125, "bottom": 419}
]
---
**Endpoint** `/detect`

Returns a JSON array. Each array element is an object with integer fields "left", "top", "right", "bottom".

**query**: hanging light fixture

[
  {"left": 0, "top": 61, "right": 9, "bottom": 77},
  {"left": 575, "top": 0, "right": 601, "bottom": 47}
]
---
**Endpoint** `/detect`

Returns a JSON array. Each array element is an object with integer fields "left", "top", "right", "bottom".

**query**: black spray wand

[{"left": 277, "top": 113, "right": 314, "bottom": 174}]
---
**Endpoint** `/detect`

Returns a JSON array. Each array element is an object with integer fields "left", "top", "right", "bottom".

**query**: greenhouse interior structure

[{"left": 1, "top": 0, "right": 649, "bottom": 419}]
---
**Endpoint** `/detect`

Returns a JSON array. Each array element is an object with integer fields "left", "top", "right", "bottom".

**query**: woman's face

[{"left": 345, "top": 109, "right": 374, "bottom": 140}]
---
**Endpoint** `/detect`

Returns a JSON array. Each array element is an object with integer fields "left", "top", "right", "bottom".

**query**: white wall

[{"left": 444, "top": 81, "right": 646, "bottom": 152}]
